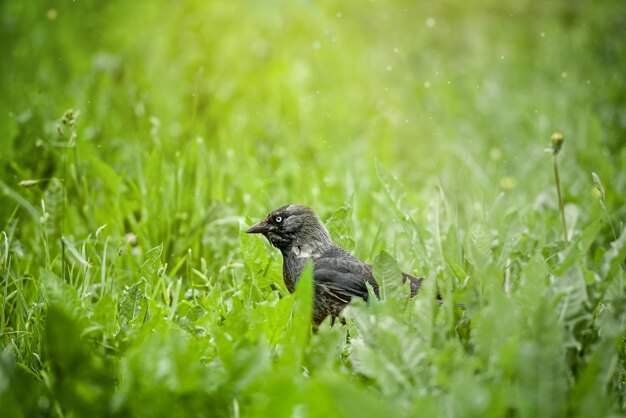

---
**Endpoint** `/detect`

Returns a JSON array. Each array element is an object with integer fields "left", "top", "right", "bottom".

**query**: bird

[{"left": 246, "top": 204, "right": 423, "bottom": 325}]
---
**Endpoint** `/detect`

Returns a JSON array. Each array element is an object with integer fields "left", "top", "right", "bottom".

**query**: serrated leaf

[
  {"left": 318, "top": 376, "right": 403, "bottom": 418},
  {"left": 40, "top": 268, "right": 88, "bottom": 325},
  {"left": 601, "top": 226, "right": 626, "bottom": 282},
  {"left": 408, "top": 271, "right": 436, "bottom": 345},
  {"left": 375, "top": 160, "right": 426, "bottom": 260},
  {"left": 467, "top": 222, "right": 491, "bottom": 267},
  {"left": 350, "top": 337, "right": 406, "bottom": 395},
  {"left": 119, "top": 281, "right": 146, "bottom": 324},
  {"left": 324, "top": 196, "right": 356, "bottom": 252},
  {"left": 443, "top": 252, "right": 468, "bottom": 284},
  {"left": 443, "top": 223, "right": 468, "bottom": 284},
  {"left": 140, "top": 243, "right": 163, "bottom": 281},
  {"left": 517, "top": 254, "right": 548, "bottom": 311},
  {"left": 240, "top": 220, "right": 273, "bottom": 288},
  {"left": 552, "top": 268, "right": 592, "bottom": 351},
  {"left": 553, "top": 219, "right": 602, "bottom": 275},
  {"left": 276, "top": 263, "right": 313, "bottom": 371},
  {"left": 182, "top": 304, "right": 207, "bottom": 323},
  {"left": 372, "top": 251, "right": 402, "bottom": 301},
  {"left": 350, "top": 314, "right": 425, "bottom": 397}
]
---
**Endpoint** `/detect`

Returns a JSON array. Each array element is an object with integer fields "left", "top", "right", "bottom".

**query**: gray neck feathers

[{"left": 289, "top": 216, "right": 333, "bottom": 258}]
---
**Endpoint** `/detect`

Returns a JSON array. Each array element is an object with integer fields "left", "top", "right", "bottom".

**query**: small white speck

[
  {"left": 561, "top": 72, "right": 567, "bottom": 78},
  {"left": 312, "top": 40, "right": 321, "bottom": 49},
  {"left": 500, "top": 55, "right": 505, "bottom": 60},
  {"left": 424, "top": 81, "right": 431, "bottom": 88},
  {"left": 426, "top": 17, "right": 436, "bottom": 27},
  {"left": 540, "top": 32, "right": 545, "bottom": 37},
  {"left": 386, "top": 65, "right": 393, "bottom": 71},
  {"left": 336, "top": 12, "right": 342, "bottom": 18},
  {"left": 393, "top": 47, "right": 399, "bottom": 53}
]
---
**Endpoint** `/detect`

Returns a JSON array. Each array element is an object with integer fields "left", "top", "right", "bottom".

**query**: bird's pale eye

[{"left": 275, "top": 216, "right": 283, "bottom": 223}]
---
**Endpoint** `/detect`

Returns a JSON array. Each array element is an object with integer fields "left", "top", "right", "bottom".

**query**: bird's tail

[
  {"left": 401, "top": 273, "right": 423, "bottom": 298},
  {"left": 402, "top": 273, "right": 451, "bottom": 305}
]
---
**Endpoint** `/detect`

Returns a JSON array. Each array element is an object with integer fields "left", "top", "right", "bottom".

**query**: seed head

[
  {"left": 18, "top": 179, "right": 39, "bottom": 188},
  {"left": 61, "top": 109, "right": 79, "bottom": 128}
]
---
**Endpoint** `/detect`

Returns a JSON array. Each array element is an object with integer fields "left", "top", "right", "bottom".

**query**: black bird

[{"left": 247, "top": 204, "right": 422, "bottom": 325}]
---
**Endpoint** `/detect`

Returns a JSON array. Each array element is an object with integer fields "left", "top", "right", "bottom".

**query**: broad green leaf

[
  {"left": 87, "top": 155, "right": 122, "bottom": 197},
  {"left": 92, "top": 293, "right": 118, "bottom": 336},
  {"left": 568, "top": 339, "right": 615, "bottom": 417},
  {"left": 0, "top": 348, "right": 49, "bottom": 417},
  {"left": 291, "top": 262, "right": 314, "bottom": 349},
  {"left": 45, "top": 305, "right": 115, "bottom": 416}
]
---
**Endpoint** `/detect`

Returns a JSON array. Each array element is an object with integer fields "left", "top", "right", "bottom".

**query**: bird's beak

[{"left": 246, "top": 220, "right": 269, "bottom": 234}]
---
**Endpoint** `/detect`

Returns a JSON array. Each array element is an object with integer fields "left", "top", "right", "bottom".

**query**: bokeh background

[{"left": 1, "top": 0, "right": 625, "bottom": 417}]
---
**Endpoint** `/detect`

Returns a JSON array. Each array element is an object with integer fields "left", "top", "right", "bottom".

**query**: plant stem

[{"left": 553, "top": 155, "right": 568, "bottom": 246}]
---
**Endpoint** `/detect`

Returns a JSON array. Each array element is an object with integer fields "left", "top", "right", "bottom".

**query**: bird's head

[{"left": 247, "top": 204, "right": 332, "bottom": 252}]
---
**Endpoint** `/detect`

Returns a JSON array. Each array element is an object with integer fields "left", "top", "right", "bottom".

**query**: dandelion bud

[
  {"left": 591, "top": 172, "right": 605, "bottom": 200},
  {"left": 550, "top": 131, "right": 564, "bottom": 155}
]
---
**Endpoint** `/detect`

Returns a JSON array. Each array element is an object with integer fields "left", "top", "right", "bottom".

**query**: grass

[{"left": 1, "top": 0, "right": 626, "bottom": 417}]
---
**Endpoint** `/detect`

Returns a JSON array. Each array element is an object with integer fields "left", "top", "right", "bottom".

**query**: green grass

[{"left": 1, "top": 0, "right": 625, "bottom": 417}]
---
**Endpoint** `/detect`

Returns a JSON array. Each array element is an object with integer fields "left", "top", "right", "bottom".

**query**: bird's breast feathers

[{"left": 290, "top": 244, "right": 321, "bottom": 259}]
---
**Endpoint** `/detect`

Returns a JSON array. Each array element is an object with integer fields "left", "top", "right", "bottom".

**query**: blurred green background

[{"left": 1, "top": 0, "right": 625, "bottom": 417}]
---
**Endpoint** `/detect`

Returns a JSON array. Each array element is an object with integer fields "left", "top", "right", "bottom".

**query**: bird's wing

[{"left": 313, "top": 254, "right": 379, "bottom": 303}]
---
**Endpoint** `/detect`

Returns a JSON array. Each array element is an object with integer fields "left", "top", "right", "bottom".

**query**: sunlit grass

[{"left": 1, "top": 0, "right": 625, "bottom": 417}]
